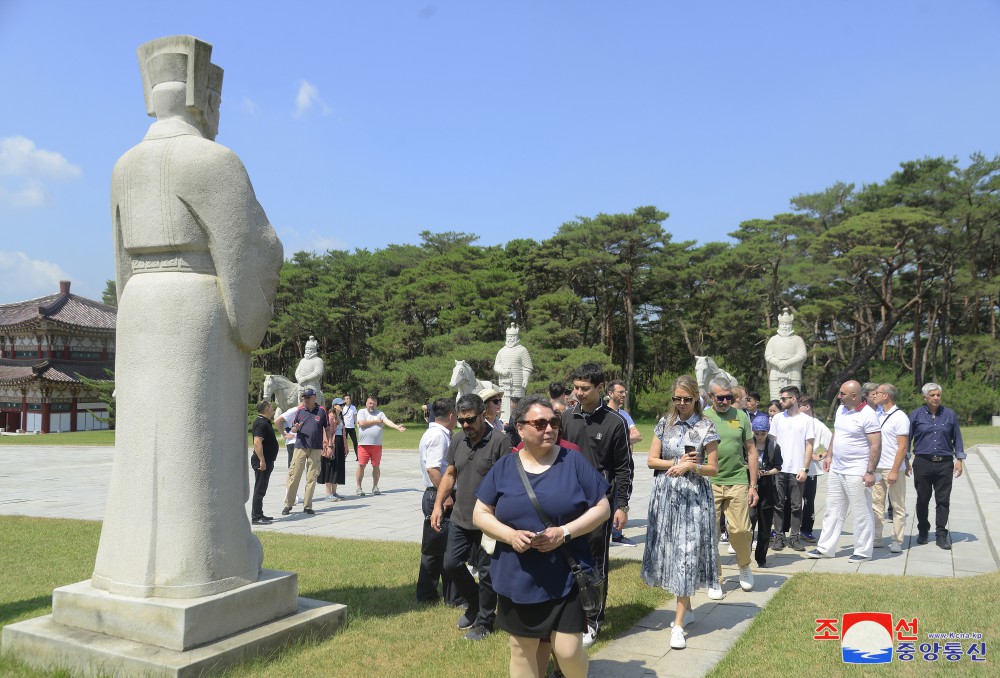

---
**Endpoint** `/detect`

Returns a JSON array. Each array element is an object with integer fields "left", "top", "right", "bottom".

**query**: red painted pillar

[
  {"left": 41, "top": 401, "right": 51, "bottom": 434},
  {"left": 20, "top": 394, "right": 27, "bottom": 431},
  {"left": 70, "top": 397, "right": 78, "bottom": 432}
]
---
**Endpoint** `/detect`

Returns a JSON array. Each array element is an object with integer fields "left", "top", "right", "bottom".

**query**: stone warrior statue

[
  {"left": 764, "top": 308, "right": 808, "bottom": 402},
  {"left": 95, "top": 35, "right": 283, "bottom": 598},
  {"left": 494, "top": 323, "right": 533, "bottom": 421},
  {"left": 295, "top": 335, "right": 325, "bottom": 406}
]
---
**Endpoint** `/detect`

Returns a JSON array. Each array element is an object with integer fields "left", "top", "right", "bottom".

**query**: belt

[
  {"left": 921, "top": 455, "right": 952, "bottom": 463},
  {"left": 130, "top": 251, "right": 216, "bottom": 275}
]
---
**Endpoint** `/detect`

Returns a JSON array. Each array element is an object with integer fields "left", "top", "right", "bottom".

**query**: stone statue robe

[
  {"left": 494, "top": 344, "right": 533, "bottom": 399},
  {"left": 295, "top": 355, "right": 324, "bottom": 405},
  {"left": 94, "top": 118, "right": 282, "bottom": 598},
  {"left": 764, "top": 333, "right": 808, "bottom": 402}
]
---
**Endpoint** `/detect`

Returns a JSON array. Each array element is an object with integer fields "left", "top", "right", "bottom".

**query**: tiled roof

[
  {"left": 0, "top": 283, "right": 116, "bottom": 331},
  {"left": 0, "top": 359, "right": 114, "bottom": 385}
]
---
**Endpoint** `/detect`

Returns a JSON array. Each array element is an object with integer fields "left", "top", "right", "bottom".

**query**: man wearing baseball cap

[{"left": 282, "top": 388, "right": 328, "bottom": 516}]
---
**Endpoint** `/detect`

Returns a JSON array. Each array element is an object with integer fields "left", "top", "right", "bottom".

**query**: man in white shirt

[
  {"left": 768, "top": 386, "right": 814, "bottom": 552},
  {"left": 807, "top": 380, "right": 881, "bottom": 563},
  {"left": 797, "top": 395, "right": 832, "bottom": 543},
  {"left": 417, "top": 398, "right": 461, "bottom": 604},
  {"left": 356, "top": 396, "right": 406, "bottom": 496},
  {"left": 342, "top": 394, "right": 359, "bottom": 459},
  {"left": 870, "top": 383, "right": 910, "bottom": 553}
]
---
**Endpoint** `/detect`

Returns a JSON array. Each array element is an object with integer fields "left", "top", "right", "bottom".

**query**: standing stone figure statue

[
  {"left": 493, "top": 323, "right": 533, "bottom": 421},
  {"left": 295, "top": 336, "right": 325, "bottom": 406},
  {"left": 764, "top": 308, "right": 808, "bottom": 402},
  {"left": 94, "top": 35, "right": 283, "bottom": 598}
]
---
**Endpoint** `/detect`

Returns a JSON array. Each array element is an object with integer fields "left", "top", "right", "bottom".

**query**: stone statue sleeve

[{"left": 179, "top": 146, "right": 283, "bottom": 352}]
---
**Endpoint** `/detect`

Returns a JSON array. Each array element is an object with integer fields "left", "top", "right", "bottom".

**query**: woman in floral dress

[{"left": 641, "top": 375, "right": 720, "bottom": 650}]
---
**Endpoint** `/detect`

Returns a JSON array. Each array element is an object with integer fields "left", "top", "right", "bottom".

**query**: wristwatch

[{"left": 561, "top": 526, "right": 571, "bottom": 543}]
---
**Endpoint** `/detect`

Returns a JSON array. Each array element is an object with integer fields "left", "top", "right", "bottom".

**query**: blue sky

[{"left": 2, "top": 0, "right": 999, "bottom": 301}]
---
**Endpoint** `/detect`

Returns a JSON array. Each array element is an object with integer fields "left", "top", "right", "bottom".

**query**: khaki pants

[
  {"left": 713, "top": 483, "right": 753, "bottom": 579},
  {"left": 284, "top": 447, "right": 322, "bottom": 509},
  {"left": 872, "top": 468, "right": 906, "bottom": 545}
]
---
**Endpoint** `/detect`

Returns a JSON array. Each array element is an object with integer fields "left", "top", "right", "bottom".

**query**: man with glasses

[
  {"left": 768, "top": 386, "right": 814, "bottom": 552},
  {"left": 806, "top": 381, "right": 881, "bottom": 563},
  {"left": 431, "top": 393, "right": 512, "bottom": 641},
  {"left": 870, "top": 384, "right": 909, "bottom": 553},
  {"left": 909, "top": 383, "right": 965, "bottom": 550},
  {"left": 561, "top": 363, "right": 633, "bottom": 647},
  {"left": 704, "top": 376, "right": 759, "bottom": 595}
]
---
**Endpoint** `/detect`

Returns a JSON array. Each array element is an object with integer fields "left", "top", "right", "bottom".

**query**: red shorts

[{"left": 358, "top": 445, "right": 383, "bottom": 466}]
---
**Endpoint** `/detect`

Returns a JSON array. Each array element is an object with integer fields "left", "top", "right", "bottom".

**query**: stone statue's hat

[
  {"left": 778, "top": 307, "right": 794, "bottom": 324},
  {"left": 138, "top": 35, "right": 224, "bottom": 118}
]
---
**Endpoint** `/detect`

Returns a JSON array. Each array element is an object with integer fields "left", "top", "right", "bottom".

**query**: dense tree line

[{"left": 250, "top": 155, "right": 999, "bottom": 424}]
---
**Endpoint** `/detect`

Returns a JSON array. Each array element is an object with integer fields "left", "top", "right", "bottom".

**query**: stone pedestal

[{"left": 1, "top": 570, "right": 346, "bottom": 677}]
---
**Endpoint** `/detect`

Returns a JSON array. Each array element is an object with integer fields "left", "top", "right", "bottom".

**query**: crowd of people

[{"left": 249, "top": 366, "right": 965, "bottom": 677}]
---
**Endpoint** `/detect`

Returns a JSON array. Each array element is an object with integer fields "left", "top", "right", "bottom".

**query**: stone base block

[
  {"left": 52, "top": 570, "right": 298, "bottom": 651},
  {"left": 2, "top": 596, "right": 346, "bottom": 678}
]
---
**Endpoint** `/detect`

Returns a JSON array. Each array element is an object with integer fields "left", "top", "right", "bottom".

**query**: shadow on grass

[
  {"left": 0, "top": 595, "right": 52, "bottom": 626},
  {"left": 302, "top": 581, "right": 428, "bottom": 620}
]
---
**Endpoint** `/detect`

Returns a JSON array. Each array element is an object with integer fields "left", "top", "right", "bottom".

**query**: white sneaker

[
  {"left": 582, "top": 625, "right": 598, "bottom": 648},
  {"left": 372, "top": 486, "right": 381, "bottom": 496},
  {"left": 889, "top": 541, "right": 902, "bottom": 553},
  {"left": 739, "top": 565, "right": 754, "bottom": 592},
  {"left": 670, "top": 625, "right": 686, "bottom": 649},
  {"left": 727, "top": 543, "right": 736, "bottom": 555},
  {"left": 707, "top": 584, "right": 724, "bottom": 600},
  {"left": 356, "top": 487, "right": 365, "bottom": 496}
]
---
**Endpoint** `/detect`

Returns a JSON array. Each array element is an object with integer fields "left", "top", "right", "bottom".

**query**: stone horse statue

[
  {"left": 695, "top": 356, "right": 738, "bottom": 394},
  {"left": 263, "top": 374, "right": 299, "bottom": 414},
  {"left": 449, "top": 360, "right": 494, "bottom": 400}
]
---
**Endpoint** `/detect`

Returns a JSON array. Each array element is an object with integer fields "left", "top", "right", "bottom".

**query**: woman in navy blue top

[{"left": 475, "top": 396, "right": 610, "bottom": 678}]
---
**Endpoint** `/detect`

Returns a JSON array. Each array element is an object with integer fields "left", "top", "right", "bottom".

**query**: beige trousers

[
  {"left": 713, "top": 483, "right": 753, "bottom": 578},
  {"left": 872, "top": 469, "right": 906, "bottom": 545},
  {"left": 285, "top": 447, "right": 322, "bottom": 509}
]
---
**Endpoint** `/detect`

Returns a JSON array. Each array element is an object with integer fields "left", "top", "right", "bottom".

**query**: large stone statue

[
  {"left": 295, "top": 335, "right": 325, "bottom": 405},
  {"left": 764, "top": 308, "right": 808, "bottom": 401},
  {"left": 494, "top": 323, "right": 533, "bottom": 420},
  {"left": 2, "top": 35, "right": 343, "bottom": 675}
]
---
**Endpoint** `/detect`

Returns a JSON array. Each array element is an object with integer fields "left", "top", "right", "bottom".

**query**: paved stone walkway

[{"left": 1, "top": 442, "right": 997, "bottom": 677}]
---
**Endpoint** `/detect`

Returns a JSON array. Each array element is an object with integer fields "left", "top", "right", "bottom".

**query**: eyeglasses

[
  {"left": 518, "top": 418, "right": 561, "bottom": 431},
  {"left": 779, "top": 396, "right": 795, "bottom": 402},
  {"left": 457, "top": 416, "right": 479, "bottom": 425},
  {"left": 487, "top": 398, "right": 501, "bottom": 405},
  {"left": 713, "top": 394, "right": 734, "bottom": 402},
  {"left": 672, "top": 396, "right": 694, "bottom": 404}
]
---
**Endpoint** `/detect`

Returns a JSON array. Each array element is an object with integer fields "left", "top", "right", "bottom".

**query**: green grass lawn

[
  {"left": 706, "top": 570, "right": 999, "bottom": 677},
  {"left": 0, "top": 516, "right": 668, "bottom": 677}
]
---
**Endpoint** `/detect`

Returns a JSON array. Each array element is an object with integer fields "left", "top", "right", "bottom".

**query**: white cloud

[
  {"left": 277, "top": 227, "right": 348, "bottom": 254},
  {"left": 0, "top": 136, "right": 82, "bottom": 207},
  {"left": 293, "top": 81, "right": 332, "bottom": 118},
  {"left": 0, "top": 251, "right": 73, "bottom": 301}
]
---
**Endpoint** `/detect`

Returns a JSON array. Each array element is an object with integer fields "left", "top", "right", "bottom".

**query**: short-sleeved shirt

[
  {"left": 877, "top": 406, "right": 909, "bottom": 470},
  {"left": 476, "top": 448, "right": 610, "bottom": 604},
  {"left": 290, "top": 405, "right": 328, "bottom": 450},
  {"left": 770, "top": 411, "right": 814, "bottom": 474},
  {"left": 808, "top": 417, "right": 832, "bottom": 477},
  {"left": 704, "top": 407, "right": 753, "bottom": 485},
  {"left": 357, "top": 408, "right": 386, "bottom": 446},
  {"left": 446, "top": 426, "right": 512, "bottom": 529},
  {"left": 342, "top": 404, "right": 357, "bottom": 428},
  {"left": 831, "top": 403, "right": 880, "bottom": 475},
  {"left": 419, "top": 422, "right": 452, "bottom": 488},
  {"left": 251, "top": 415, "right": 279, "bottom": 464}
]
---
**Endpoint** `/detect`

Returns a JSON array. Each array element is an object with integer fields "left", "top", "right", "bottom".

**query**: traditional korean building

[{"left": 0, "top": 281, "right": 116, "bottom": 433}]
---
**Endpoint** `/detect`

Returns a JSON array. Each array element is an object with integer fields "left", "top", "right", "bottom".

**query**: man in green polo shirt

[{"left": 705, "top": 376, "right": 759, "bottom": 596}]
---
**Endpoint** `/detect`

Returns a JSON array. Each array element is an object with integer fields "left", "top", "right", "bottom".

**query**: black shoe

[
  {"left": 456, "top": 611, "right": 476, "bottom": 630},
  {"left": 800, "top": 532, "right": 817, "bottom": 543},
  {"left": 251, "top": 517, "right": 272, "bottom": 525},
  {"left": 281, "top": 507, "right": 291, "bottom": 516},
  {"left": 463, "top": 625, "right": 491, "bottom": 641},
  {"left": 262, "top": 515, "right": 274, "bottom": 521},
  {"left": 770, "top": 535, "right": 785, "bottom": 551},
  {"left": 303, "top": 507, "right": 315, "bottom": 515},
  {"left": 916, "top": 532, "right": 929, "bottom": 545},
  {"left": 788, "top": 538, "right": 806, "bottom": 552},
  {"left": 936, "top": 533, "right": 952, "bottom": 550},
  {"left": 756, "top": 560, "right": 767, "bottom": 568}
]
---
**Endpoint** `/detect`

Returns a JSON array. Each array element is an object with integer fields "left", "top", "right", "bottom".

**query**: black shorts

[{"left": 496, "top": 585, "right": 585, "bottom": 639}]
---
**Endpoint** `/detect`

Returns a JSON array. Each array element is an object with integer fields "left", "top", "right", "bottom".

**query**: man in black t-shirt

[{"left": 251, "top": 401, "right": 280, "bottom": 525}]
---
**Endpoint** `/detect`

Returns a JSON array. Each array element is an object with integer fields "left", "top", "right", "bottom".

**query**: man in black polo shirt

[
  {"left": 431, "top": 393, "right": 512, "bottom": 642},
  {"left": 561, "top": 363, "right": 634, "bottom": 647},
  {"left": 251, "top": 401, "right": 279, "bottom": 525}
]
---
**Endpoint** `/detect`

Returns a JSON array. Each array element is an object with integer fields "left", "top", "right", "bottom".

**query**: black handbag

[{"left": 513, "top": 453, "right": 605, "bottom": 614}]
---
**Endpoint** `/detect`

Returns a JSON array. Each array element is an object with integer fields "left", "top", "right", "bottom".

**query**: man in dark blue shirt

[{"left": 909, "top": 382, "right": 965, "bottom": 550}]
